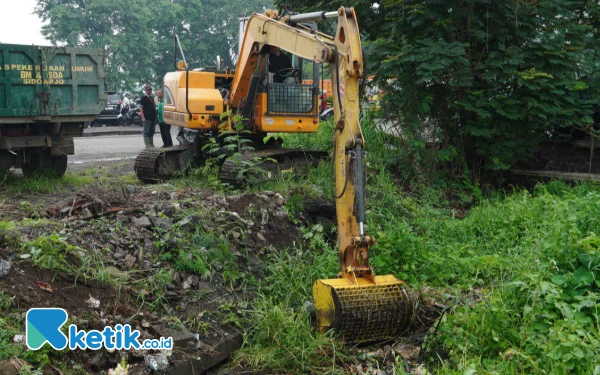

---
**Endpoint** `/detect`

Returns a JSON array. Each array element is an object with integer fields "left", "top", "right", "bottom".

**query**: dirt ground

[
  {"left": 0, "top": 261, "right": 137, "bottom": 321},
  {"left": 0, "top": 161, "right": 308, "bottom": 373},
  {"left": 0, "top": 159, "right": 442, "bottom": 375}
]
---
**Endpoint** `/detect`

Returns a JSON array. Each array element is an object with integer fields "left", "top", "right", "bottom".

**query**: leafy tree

[
  {"left": 279, "top": 0, "right": 600, "bottom": 179},
  {"left": 36, "top": 0, "right": 154, "bottom": 92},
  {"left": 36, "top": 0, "right": 273, "bottom": 94},
  {"left": 195, "top": 0, "right": 272, "bottom": 68}
]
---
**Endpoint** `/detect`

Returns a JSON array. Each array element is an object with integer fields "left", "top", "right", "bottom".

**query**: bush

[{"left": 279, "top": 0, "right": 600, "bottom": 179}]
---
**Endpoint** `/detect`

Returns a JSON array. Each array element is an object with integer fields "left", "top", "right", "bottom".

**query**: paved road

[
  {"left": 70, "top": 126, "right": 178, "bottom": 165},
  {"left": 69, "top": 119, "right": 416, "bottom": 166}
]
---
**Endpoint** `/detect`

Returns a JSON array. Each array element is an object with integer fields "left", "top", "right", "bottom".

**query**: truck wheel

[
  {"left": 22, "top": 151, "right": 67, "bottom": 178},
  {"left": 22, "top": 152, "right": 44, "bottom": 177},
  {"left": 50, "top": 154, "right": 68, "bottom": 178}
]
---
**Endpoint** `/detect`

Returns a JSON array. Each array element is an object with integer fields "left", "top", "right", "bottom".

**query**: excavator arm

[
  {"left": 232, "top": 7, "right": 410, "bottom": 343},
  {"left": 229, "top": 11, "right": 332, "bottom": 110}
]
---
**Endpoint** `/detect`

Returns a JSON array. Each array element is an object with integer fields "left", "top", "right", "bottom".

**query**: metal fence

[{"left": 267, "top": 83, "right": 318, "bottom": 116}]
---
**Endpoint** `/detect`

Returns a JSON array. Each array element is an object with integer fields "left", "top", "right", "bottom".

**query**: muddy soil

[
  {"left": 0, "top": 165, "right": 305, "bottom": 373},
  {"left": 0, "top": 261, "right": 137, "bottom": 321}
]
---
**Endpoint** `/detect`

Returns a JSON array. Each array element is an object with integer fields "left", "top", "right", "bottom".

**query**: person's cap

[{"left": 143, "top": 84, "right": 152, "bottom": 90}]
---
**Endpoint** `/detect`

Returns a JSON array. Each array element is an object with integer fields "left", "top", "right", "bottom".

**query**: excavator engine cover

[{"left": 313, "top": 275, "right": 410, "bottom": 343}]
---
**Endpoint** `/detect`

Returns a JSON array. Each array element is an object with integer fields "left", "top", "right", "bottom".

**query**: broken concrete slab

[
  {"left": 150, "top": 216, "right": 174, "bottom": 231},
  {"left": 161, "top": 204, "right": 180, "bottom": 217},
  {"left": 124, "top": 254, "right": 137, "bottom": 269},
  {"left": 132, "top": 215, "right": 152, "bottom": 228},
  {"left": 149, "top": 324, "right": 195, "bottom": 349},
  {"left": 165, "top": 327, "right": 243, "bottom": 375},
  {"left": 197, "top": 281, "right": 214, "bottom": 293}
]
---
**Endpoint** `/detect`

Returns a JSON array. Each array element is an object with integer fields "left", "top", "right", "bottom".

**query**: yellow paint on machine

[
  {"left": 163, "top": 70, "right": 225, "bottom": 130},
  {"left": 255, "top": 115, "right": 319, "bottom": 132},
  {"left": 162, "top": 110, "right": 218, "bottom": 129},
  {"left": 313, "top": 275, "right": 407, "bottom": 343},
  {"left": 254, "top": 93, "right": 319, "bottom": 133}
]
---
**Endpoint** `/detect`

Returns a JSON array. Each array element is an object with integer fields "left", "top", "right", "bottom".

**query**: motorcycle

[{"left": 121, "top": 103, "right": 142, "bottom": 126}]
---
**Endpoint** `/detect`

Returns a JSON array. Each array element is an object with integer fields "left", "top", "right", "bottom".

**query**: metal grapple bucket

[{"left": 313, "top": 275, "right": 411, "bottom": 343}]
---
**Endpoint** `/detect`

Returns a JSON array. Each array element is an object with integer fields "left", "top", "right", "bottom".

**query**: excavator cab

[
  {"left": 254, "top": 48, "right": 321, "bottom": 133},
  {"left": 265, "top": 51, "right": 319, "bottom": 115}
]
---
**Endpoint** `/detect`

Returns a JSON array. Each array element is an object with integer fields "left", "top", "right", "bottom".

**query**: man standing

[
  {"left": 140, "top": 84, "right": 157, "bottom": 148},
  {"left": 156, "top": 89, "right": 172, "bottom": 148}
]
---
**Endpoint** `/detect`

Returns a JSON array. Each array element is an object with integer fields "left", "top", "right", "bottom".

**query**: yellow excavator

[{"left": 136, "top": 6, "right": 410, "bottom": 343}]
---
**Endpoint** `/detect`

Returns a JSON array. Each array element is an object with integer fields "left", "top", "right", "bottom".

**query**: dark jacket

[{"left": 140, "top": 95, "right": 157, "bottom": 122}]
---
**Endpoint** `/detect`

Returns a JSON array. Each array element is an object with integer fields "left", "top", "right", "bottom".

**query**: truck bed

[{"left": 0, "top": 44, "right": 106, "bottom": 124}]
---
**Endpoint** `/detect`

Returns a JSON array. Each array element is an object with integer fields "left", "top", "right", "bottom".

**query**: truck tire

[
  {"left": 51, "top": 154, "right": 68, "bottom": 178},
  {"left": 0, "top": 150, "right": 16, "bottom": 170},
  {"left": 22, "top": 150, "right": 68, "bottom": 178}
]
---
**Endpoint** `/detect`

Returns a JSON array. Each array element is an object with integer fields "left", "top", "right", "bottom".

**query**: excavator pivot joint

[{"left": 351, "top": 235, "right": 374, "bottom": 246}]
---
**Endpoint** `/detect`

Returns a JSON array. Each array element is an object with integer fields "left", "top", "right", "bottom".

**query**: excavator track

[
  {"left": 134, "top": 145, "right": 194, "bottom": 183},
  {"left": 219, "top": 148, "right": 328, "bottom": 187}
]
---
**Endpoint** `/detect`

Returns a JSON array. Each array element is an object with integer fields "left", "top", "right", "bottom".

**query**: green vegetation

[
  {"left": 0, "top": 166, "right": 138, "bottom": 196},
  {"left": 224, "top": 116, "right": 600, "bottom": 374},
  {"left": 2, "top": 118, "right": 600, "bottom": 374},
  {"left": 280, "top": 0, "right": 600, "bottom": 177},
  {"left": 0, "top": 172, "right": 95, "bottom": 195},
  {"left": 35, "top": 0, "right": 274, "bottom": 91}
]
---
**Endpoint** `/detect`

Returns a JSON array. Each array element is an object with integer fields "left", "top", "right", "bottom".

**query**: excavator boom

[
  {"left": 236, "top": 6, "right": 410, "bottom": 342},
  {"left": 301, "top": 7, "right": 408, "bottom": 343}
]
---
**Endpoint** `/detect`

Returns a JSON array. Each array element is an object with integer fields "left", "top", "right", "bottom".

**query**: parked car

[{"left": 93, "top": 91, "right": 122, "bottom": 126}]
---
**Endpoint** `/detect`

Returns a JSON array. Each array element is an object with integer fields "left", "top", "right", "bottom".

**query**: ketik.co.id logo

[{"left": 26, "top": 308, "right": 173, "bottom": 350}]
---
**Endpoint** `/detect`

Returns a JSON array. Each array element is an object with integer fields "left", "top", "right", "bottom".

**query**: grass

[
  {"left": 2, "top": 116, "right": 600, "bottom": 374},
  {"left": 234, "top": 181, "right": 600, "bottom": 373},
  {"left": 0, "top": 172, "right": 95, "bottom": 195},
  {"left": 0, "top": 163, "right": 139, "bottom": 196},
  {"left": 225, "top": 116, "right": 600, "bottom": 374}
]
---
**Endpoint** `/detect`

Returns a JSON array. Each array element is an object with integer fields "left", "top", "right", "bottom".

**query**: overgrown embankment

[
  {"left": 234, "top": 117, "right": 600, "bottom": 374},
  {"left": 1, "top": 118, "right": 600, "bottom": 374}
]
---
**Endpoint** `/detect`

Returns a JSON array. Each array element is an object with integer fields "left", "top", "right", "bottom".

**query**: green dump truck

[{"left": 0, "top": 44, "right": 106, "bottom": 177}]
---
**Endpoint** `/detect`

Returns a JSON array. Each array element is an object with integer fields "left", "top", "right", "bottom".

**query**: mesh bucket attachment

[{"left": 313, "top": 275, "right": 410, "bottom": 343}]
